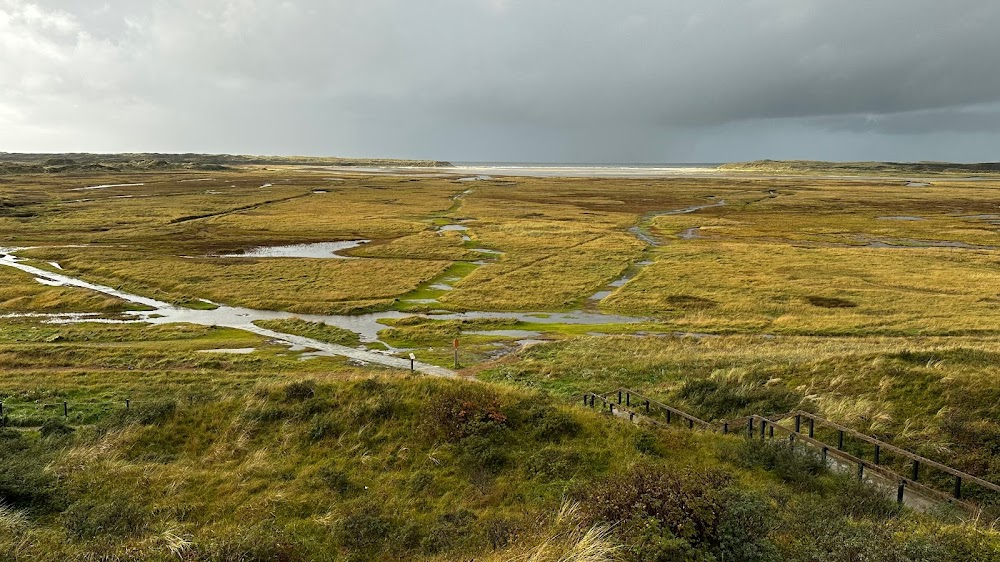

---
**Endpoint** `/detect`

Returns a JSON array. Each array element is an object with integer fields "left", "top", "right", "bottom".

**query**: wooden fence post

[
  {"left": 808, "top": 418, "right": 814, "bottom": 438},
  {"left": 874, "top": 445, "right": 880, "bottom": 465},
  {"left": 794, "top": 414, "right": 801, "bottom": 433},
  {"left": 897, "top": 481, "right": 905, "bottom": 504},
  {"left": 911, "top": 460, "right": 920, "bottom": 482},
  {"left": 954, "top": 476, "right": 962, "bottom": 499},
  {"left": 837, "top": 430, "right": 844, "bottom": 450},
  {"left": 747, "top": 418, "right": 754, "bottom": 438}
]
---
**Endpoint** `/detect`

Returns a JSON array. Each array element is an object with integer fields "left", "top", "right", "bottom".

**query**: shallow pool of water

[{"left": 219, "top": 240, "right": 370, "bottom": 258}]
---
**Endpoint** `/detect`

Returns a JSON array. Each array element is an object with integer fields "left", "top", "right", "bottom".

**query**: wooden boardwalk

[{"left": 583, "top": 388, "right": 1000, "bottom": 513}]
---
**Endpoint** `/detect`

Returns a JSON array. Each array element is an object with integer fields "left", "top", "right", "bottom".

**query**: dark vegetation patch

[
  {"left": 675, "top": 377, "right": 803, "bottom": 420},
  {"left": 806, "top": 295, "right": 858, "bottom": 308},
  {"left": 666, "top": 294, "right": 717, "bottom": 309}
]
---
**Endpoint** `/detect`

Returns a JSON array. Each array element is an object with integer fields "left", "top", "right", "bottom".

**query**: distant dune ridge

[
  {"left": 721, "top": 159, "right": 1000, "bottom": 175},
  {"left": 0, "top": 152, "right": 452, "bottom": 174}
]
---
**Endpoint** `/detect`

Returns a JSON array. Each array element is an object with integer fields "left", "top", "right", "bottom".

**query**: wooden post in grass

[
  {"left": 644, "top": 400, "right": 650, "bottom": 413},
  {"left": 747, "top": 418, "right": 754, "bottom": 438},
  {"left": 453, "top": 339, "right": 459, "bottom": 369},
  {"left": 897, "top": 481, "right": 906, "bottom": 503},
  {"left": 822, "top": 447, "right": 828, "bottom": 464},
  {"left": 808, "top": 418, "right": 815, "bottom": 438},
  {"left": 126, "top": 399, "right": 130, "bottom": 411},
  {"left": 63, "top": 401, "right": 68, "bottom": 417},
  {"left": 723, "top": 422, "right": 729, "bottom": 435},
  {"left": 857, "top": 462, "right": 864, "bottom": 481},
  {"left": 911, "top": 460, "right": 920, "bottom": 482},
  {"left": 874, "top": 445, "right": 881, "bottom": 465},
  {"left": 794, "top": 414, "right": 801, "bottom": 433},
  {"left": 626, "top": 392, "right": 630, "bottom": 407},
  {"left": 582, "top": 394, "right": 588, "bottom": 407},
  {"left": 954, "top": 476, "right": 962, "bottom": 499},
  {"left": 837, "top": 430, "right": 844, "bottom": 450},
  {"left": 409, "top": 353, "right": 415, "bottom": 372}
]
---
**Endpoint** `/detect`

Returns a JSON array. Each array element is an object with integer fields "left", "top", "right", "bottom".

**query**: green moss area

[{"left": 1, "top": 376, "right": 996, "bottom": 561}]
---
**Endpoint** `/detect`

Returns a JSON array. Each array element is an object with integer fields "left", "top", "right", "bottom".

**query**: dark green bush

[
  {"left": 584, "top": 465, "right": 733, "bottom": 545},
  {"left": 482, "top": 515, "right": 520, "bottom": 550},
  {"left": 458, "top": 433, "right": 509, "bottom": 475},
  {"left": 39, "top": 418, "right": 75, "bottom": 438},
  {"left": 284, "top": 380, "right": 316, "bottom": 402},
  {"left": 832, "top": 475, "right": 902, "bottom": 520},
  {"left": 420, "top": 509, "right": 477, "bottom": 554},
  {"left": 426, "top": 384, "right": 507, "bottom": 442},
  {"left": 525, "top": 447, "right": 582, "bottom": 480},
  {"left": 729, "top": 439, "right": 827, "bottom": 490},
  {"left": 676, "top": 377, "right": 801, "bottom": 419},
  {"left": 318, "top": 464, "right": 360, "bottom": 496},
  {"left": 586, "top": 465, "right": 779, "bottom": 562},
  {"left": 407, "top": 471, "right": 433, "bottom": 495},
  {"left": 635, "top": 431, "right": 665, "bottom": 457},
  {"left": 99, "top": 399, "right": 177, "bottom": 430},
  {"left": 63, "top": 498, "right": 148, "bottom": 539},
  {"left": 336, "top": 511, "right": 394, "bottom": 552},
  {"left": 0, "top": 429, "right": 62, "bottom": 512}
]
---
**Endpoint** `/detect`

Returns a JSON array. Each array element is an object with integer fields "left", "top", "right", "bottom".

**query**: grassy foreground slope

[{"left": 2, "top": 376, "right": 998, "bottom": 562}]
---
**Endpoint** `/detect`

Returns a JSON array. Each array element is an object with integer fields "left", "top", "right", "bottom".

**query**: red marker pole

[{"left": 453, "top": 339, "right": 459, "bottom": 369}]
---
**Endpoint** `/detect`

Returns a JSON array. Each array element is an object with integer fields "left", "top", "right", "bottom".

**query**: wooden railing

[{"left": 582, "top": 387, "right": 1000, "bottom": 511}]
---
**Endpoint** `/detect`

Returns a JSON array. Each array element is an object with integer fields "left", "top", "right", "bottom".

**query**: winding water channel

[{"left": 0, "top": 250, "right": 645, "bottom": 377}]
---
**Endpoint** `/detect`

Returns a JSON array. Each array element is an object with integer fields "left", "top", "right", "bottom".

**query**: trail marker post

[
  {"left": 453, "top": 339, "right": 459, "bottom": 369},
  {"left": 409, "top": 353, "right": 415, "bottom": 372}
]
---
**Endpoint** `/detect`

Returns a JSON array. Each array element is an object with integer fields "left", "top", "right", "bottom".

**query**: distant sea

[
  {"left": 454, "top": 162, "right": 724, "bottom": 168},
  {"left": 446, "top": 162, "right": 725, "bottom": 178}
]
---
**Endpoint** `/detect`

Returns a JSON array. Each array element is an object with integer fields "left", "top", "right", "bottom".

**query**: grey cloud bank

[{"left": 2, "top": 0, "right": 999, "bottom": 163}]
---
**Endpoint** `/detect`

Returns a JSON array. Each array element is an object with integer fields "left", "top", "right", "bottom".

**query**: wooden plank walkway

[{"left": 582, "top": 387, "right": 1000, "bottom": 513}]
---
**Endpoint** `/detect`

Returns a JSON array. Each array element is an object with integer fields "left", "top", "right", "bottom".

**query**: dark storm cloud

[{"left": 2, "top": 0, "right": 1000, "bottom": 161}]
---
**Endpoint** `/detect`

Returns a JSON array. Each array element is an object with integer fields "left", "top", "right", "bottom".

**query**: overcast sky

[{"left": 2, "top": 1, "right": 1000, "bottom": 163}]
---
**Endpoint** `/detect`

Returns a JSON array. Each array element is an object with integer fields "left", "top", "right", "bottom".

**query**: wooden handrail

[
  {"left": 788, "top": 410, "right": 1000, "bottom": 495},
  {"left": 582, "top": 388, "right": 1000, "bottom": 502},
  {"left": 753, "top": 415, "right": 977, "bottom": 510}
]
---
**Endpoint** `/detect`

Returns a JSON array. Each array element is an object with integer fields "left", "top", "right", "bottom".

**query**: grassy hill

[{"left": 1, "top": 376, "right": 998, "bottom": 561}]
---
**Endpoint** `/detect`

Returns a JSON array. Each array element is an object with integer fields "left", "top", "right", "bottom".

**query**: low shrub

[
  {"left": 525, "top": 447, "right": 583, "bottom": 480},
  {"left": 39, "top": 419, "right": 75, "bottom": 438},
  {"left": 420, "top": 509, "right": 477, "bottom": 554},
  {"left": 63, "top": 498, "right": 148, "bottom": 539},
  {"left": 284, "top": 380, "right": 316, "bottom": 402},
  {"left": 426, "top": 384, "right": 507, "bottom": 442},
  {"left": 676, "top": 377, "right": 801, "bottom": 420},
  {"left": 728, "top": 439, "right": 827, "bottom": 491},
  {"left": 0, "top": 429, "right": 62, "bottom": 512}
]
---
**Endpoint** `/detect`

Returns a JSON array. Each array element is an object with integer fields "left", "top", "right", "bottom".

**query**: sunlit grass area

[{"left": 5, "top": 168, "right": 1000, "bottom": 558}]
